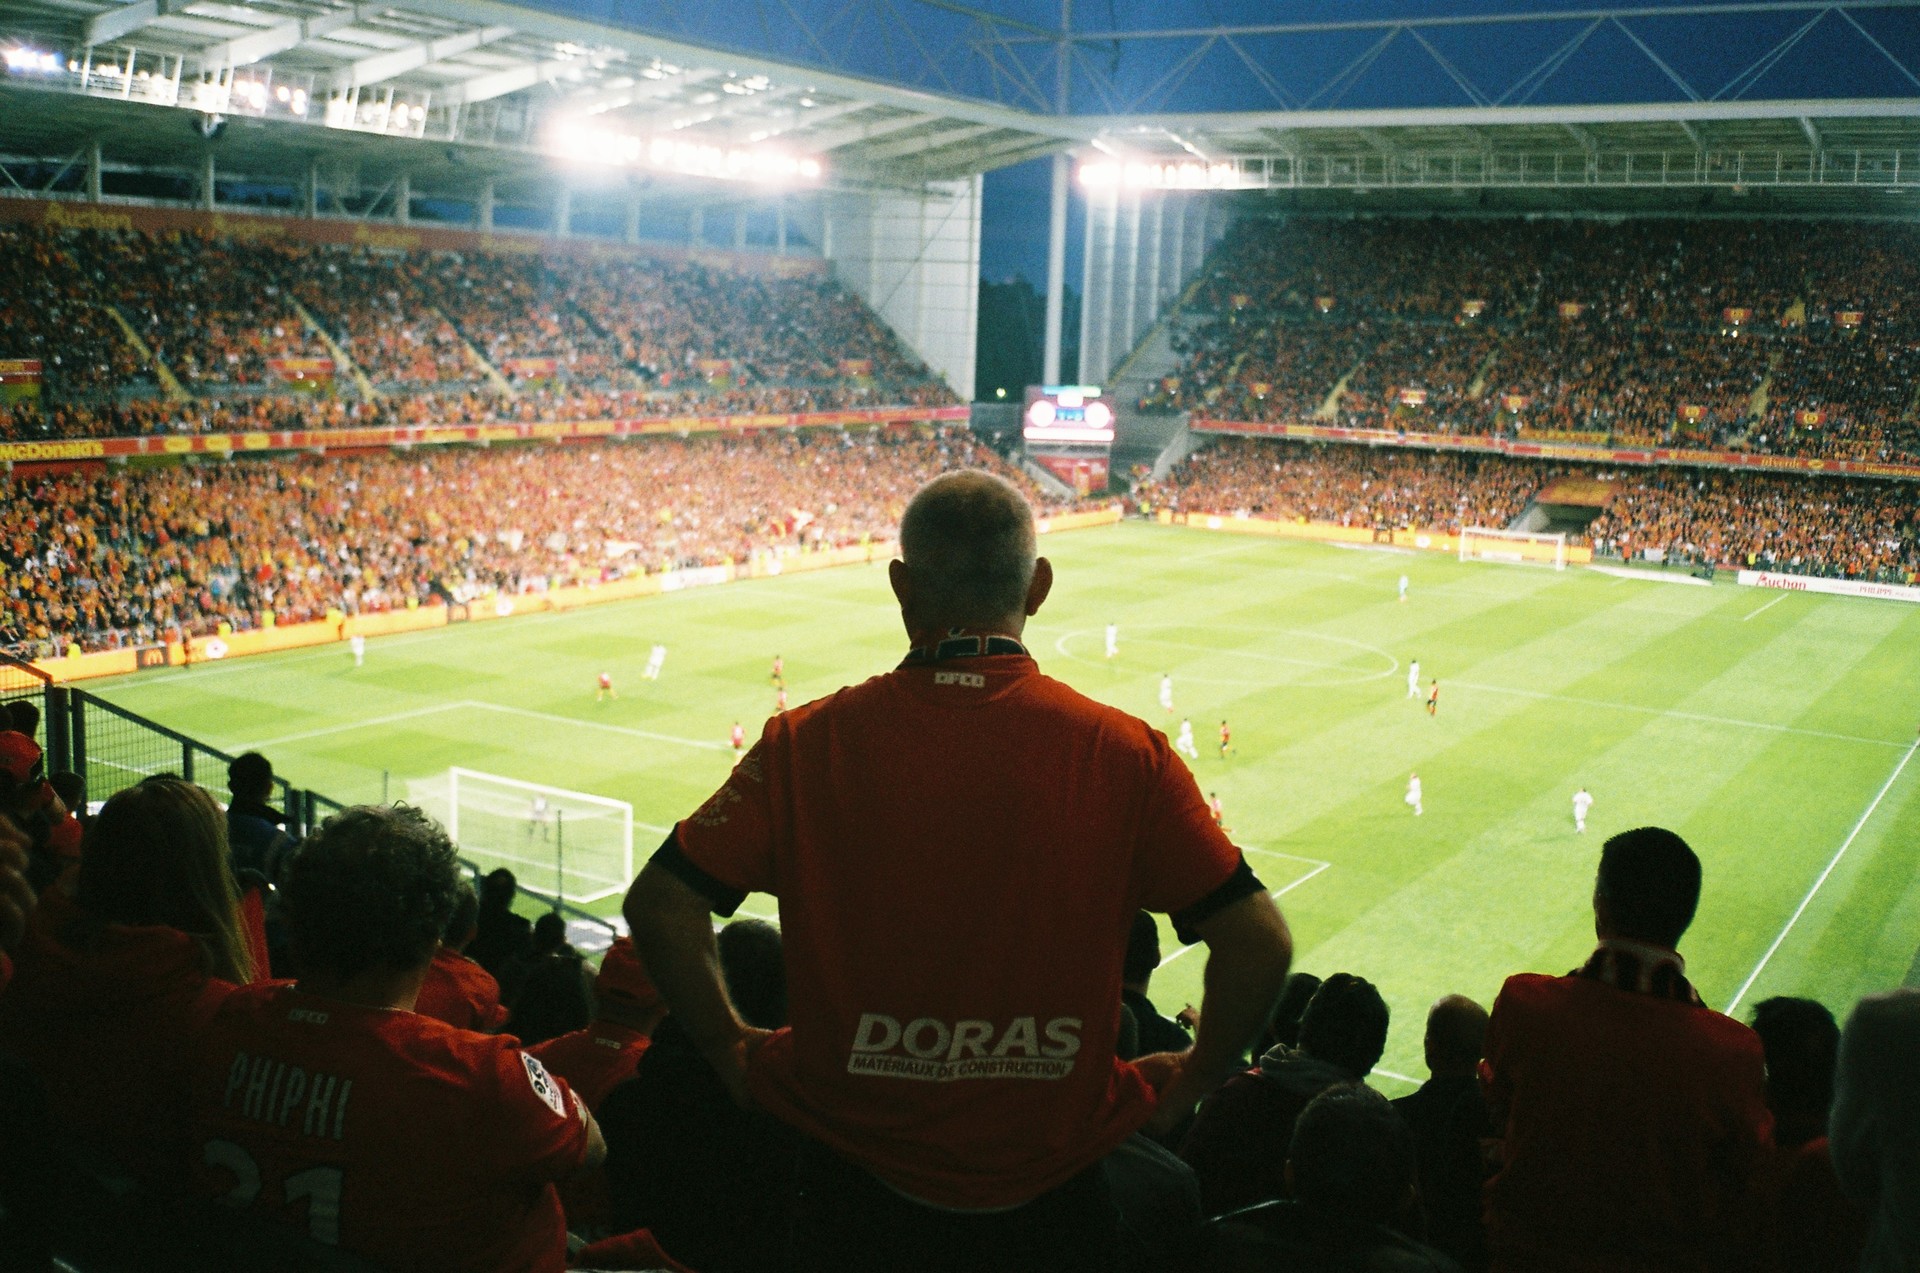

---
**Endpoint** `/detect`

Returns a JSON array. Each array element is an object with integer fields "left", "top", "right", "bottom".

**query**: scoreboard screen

[{"left": 1023, "top": 384, "right": 1114, "bottom": 444}]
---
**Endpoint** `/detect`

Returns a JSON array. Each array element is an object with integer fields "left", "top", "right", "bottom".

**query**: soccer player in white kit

[
  {"left": 1406, "top": 772, "right": 1423, "bottom": 816},
  {"left": 1105, "top": 623, "right": 1119, "bottom": 660},
  {"left": 1398, "top": 574, "right": 1410, "bottom": 602},
  {"left": 1573, "top": 787, "right": 1593, "bottom": 833},
  {"left": 1159, "top": 673, "right": 1174, "bottom": 715},
  {"left": 349, "top": 633, "right": 366, "bottom": 667},
  {"left": 1174, "top": 718, "right": 1199, "bottom": 759},
  {"left": 1407, "top": 658, "right": 1420, "bottom": 698},
  {"left": 644, "top": 644, "right": 667, "bottom": 679}
]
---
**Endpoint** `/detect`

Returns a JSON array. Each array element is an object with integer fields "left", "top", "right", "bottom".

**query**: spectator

[
  {"left": 0, "top": 810, "right": 36, "bottom": 997},
  {"left": 190, "top": 804, "right": 604, "bottom": 1272},
  {"left": 623, "top": 469, "right": 1293, "bottom": 1271},
  {"left": 5, "top": 698, "right": 40, "bottom": 742},
  {"left": 0, "top": 778, "right": 253, "bottom": 1184},
  {"left": 504, "top": 914, "right": 594, "bottom": 1047},
  {"left": 1121, "top": 909, "right": 1194, "bottom": 1060},
  {"left": 529, "top": 936, "right": 666, "bottom": 1111},
  {"left": 224, "top": 751, "right": 295, "bottom": 882},
  {"left": 1480, "top": 826, "right": 1772, "bottom": 1271},
  {"left": 1181, "top": 972, "right": 1391, "bottom": 1218},
  {"left": 1751, "top": 997, "right": 1865, "bottom": 1273},
  {"left": 1391, "top": 995, "right": 1491, "bottom": 1273},
  {"left": 600, "top": 917, "right": 794, "bottom": 1272},
  {"left": 1831, "top": 988, "right": 1920, "bottom": 1273},
  {"left": 468, "top": 867, "right": 532, "bottom": 978},
  {"left": 412, "top": 880, "right": 510, "bottom": 1033},
  {"left": 1262, "top": 971, "right": 1324, "bottom": 1057},
  {"left": 1202, "top": 1084, "right": 1460, "bottom": 1273}
]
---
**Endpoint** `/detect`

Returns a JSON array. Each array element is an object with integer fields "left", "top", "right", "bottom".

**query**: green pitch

[{"left": 88, "top": 522, "right": 1920, "bottom": 1089}]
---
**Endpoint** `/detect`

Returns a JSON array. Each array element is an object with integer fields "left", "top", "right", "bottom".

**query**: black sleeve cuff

[
  {"left": 649, "top": 828, "right": 749, "bottom": 918},
  {"left": 1169, "top": 857, "right": 1267, "bottom": 945}
]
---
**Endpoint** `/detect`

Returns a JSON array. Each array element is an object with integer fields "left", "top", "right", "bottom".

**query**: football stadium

[{"left": 0, "top": 0, "right": 1917, "bottom": 1268}]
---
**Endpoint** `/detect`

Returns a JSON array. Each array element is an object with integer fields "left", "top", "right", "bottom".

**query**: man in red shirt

[
  {"left": 624, "top": 470, "right": 1294, "bottom": 1270},
  {"left": 413, "top": 881, "right": 510, "bottom": 1033},
  {"left": 192, "top": 805, "right": 603, "bottom": 1273},
  {"left": 529, "top": 936, "right": 664, "bottom": 1111},
  {"left": 1480, "top": 826, "right": 1772, "bottom": 1272}
]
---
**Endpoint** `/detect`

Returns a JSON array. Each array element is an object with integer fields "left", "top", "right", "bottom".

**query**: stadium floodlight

[
  {"left": 1459, "top": 526, "right": 1568, "bottom": 571},
  {"left": 5, "top": 47, "right": 65, "bottom": 75},
  {"left": 549, "top": 118, "right": 824, "bottom": 184}
]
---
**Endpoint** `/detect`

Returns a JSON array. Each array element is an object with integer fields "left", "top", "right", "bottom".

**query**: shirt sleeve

[
  {"left": 1132, "top": 728, "right": 1254, "bottom": 919},
  {"left": 478, "top": 1042, "right": 592, "bottom": 1187},
  {"left": 673, "top": 729, "right": 783, "bottom": 904}
]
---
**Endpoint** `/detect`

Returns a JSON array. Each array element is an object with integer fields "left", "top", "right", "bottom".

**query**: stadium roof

[{"left": 0, "top": 0, "right": 1916, "bottom": 212}]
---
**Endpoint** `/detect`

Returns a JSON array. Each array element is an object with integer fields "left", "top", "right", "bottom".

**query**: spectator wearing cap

[
  {"left": 600, "top": 917, "right": 795, "bottom": 1273},
  {"left": 1480, "top": 826, "right": 1772, "bottom": 1272},
  {"left": 530, "top": 936, "right": 665, "bottom": 1112},
  {"left": 224, "top": 751, "right": 295, "bottom": 883},
  {"left": 1202, "top": 1084, "right": 1461, "bottom": 1273},
  {"left": 413, "top": 880, "right": 510, "bottom": 1034},
  {"left": 1181, "top": 972, "right": 1391, "bottom": 1218},
  {"left": 0, "top": 778, "right": 254, "bottom": 1185}
]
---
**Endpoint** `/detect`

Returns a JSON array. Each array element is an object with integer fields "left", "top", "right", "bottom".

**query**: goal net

[
  {"left": 406, "top": 767, "right": 635, "bottom": 904},
  {"left": 1459, "top": 526, "right": 1568, "bottom": 571}
]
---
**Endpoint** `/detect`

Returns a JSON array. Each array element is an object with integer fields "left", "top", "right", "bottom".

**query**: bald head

[
  {"left": 891, "top": 470, "right": 1050, "bottom": 638},
  {"left": 1423, "top": 994, "right": 1489, "bottom": 1078}
]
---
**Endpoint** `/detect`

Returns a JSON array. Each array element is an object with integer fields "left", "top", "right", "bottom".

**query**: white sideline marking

[
  {"left": 1453, "top": 680, "right": 1905, "bottom": 750},
  {"left": 1587, "top": 565, "right": 1712, "bottom": 587},
  {"left": 1743, "top": 593, "right": 1789, "bottom": 621},
  {"left": 464, "top": 701, "right": 730, "bottom": 751},
  {"left": 1727, "top": 737, "right": 1920, "bottom": 1013},
  {"left": 234, "top": 703, "right": 468, "bottom": 750},
  {"left": 1371, "top": 1067, "right": 1419, "bottom": 1085},
  {"left": 1157, "top": 852, "right": 1332, "bottom": 970}
]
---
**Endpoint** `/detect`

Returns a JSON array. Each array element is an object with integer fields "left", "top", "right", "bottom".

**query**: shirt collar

[
  {"left": 900, "top": 628, "right": 1031, "bottom": 667},
  {"left": 1576, "top": 938, "right": 1701, "bottom": 1005}
]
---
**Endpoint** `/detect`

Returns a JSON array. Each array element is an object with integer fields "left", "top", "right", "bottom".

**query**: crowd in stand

[
  {"left": 1150, "top": 437, "right": 1920, "bottom": 584},
  {"left": 0, "top": 426, "right": 1058, "bottom": 659},
  {"left": 1148, "top": 217, "right": 1920, "bottom": 465},
  {"left": 0, "top": 224, "right": 956, "bottom": 441},
  {"left": 0, "top": 465, "right": 1913, "bottom": 1273}
]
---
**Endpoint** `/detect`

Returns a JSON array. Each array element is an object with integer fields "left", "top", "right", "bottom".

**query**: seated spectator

[
  {"left": 1391, "top": 996, "right": 1490, "bottom": 1273},
  {"left": 1182, "top": 972, "right": 1391, "bottom": 1217},
  {"left": 412, "top": 880, "right": 510, "bottom": 1033},
  {"left": 1831, "top": 988, "right": 1920, "bottom": 1273},
  {"left": 1120, "top": 909, "right": 1194, "bottom": 1060},
  {"left": 529, "top": 936, "right": 665, "bottom": 1112},
  {"left": 190, "top": 804, "right": 603, "bottom": 1272},
  {"left": 467, "top": 866, "right": 532, "bottom": 978},
  {"left": 1751, "top": 996, "right": 1865, "bottom": 1273},
  {"left": 1202, "top": 1084, "right": 1460, "bottom": 1273},
  {"left": 6, "top": 698, "right": 39, "bottom": 742},
  {"left": 1262, "top": 971, "right": 1323, "bottom": 1057},
  {"left": 224, "top": 751, "right": 295, "bottom": 882},
  {"left": 503, "top": 911, "right": 594, "bottom": 1045},
  {"left": 0, "top": 810, "right": 34, "bottom": 997},
  {"left": 600, "top": 917, "right": 795, "bottom": 1273},
  {"left": 0, "top": 778, "right": 254, "bottom": 1185},
  {"left": 1480, "top": 826, "right": 1772, "bottom": 1272}
]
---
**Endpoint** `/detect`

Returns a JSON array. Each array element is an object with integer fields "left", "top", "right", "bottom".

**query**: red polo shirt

[
  {"left": 414, "top": 946, "right": 510, "bottom": 1033},
  {"left": 670, "top": 646, "right": 1249, "bottom": 1210}
]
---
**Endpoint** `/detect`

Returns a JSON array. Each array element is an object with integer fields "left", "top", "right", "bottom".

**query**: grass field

[{"left": 88, "top": 521, "right": 1920, "bottom": 1089}]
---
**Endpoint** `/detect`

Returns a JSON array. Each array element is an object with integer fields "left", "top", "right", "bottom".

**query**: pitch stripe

[
  {"left": 1452, "top": 679, "right": 1904, "bottom": 749},
  {"left": 463, "top": 701, "right": 731, "bottom": 751},
  {"left": 1742, "top": 594, "right": 1789, "bottom": 621},
  {"left": 233, "top": 703, "right": 469, "bottom": 750},
  {"left": 1727, "top": 737, "right": 1920, "bottom": 1013}
]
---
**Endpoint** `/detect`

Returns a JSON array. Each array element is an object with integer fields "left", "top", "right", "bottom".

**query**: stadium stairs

[
  {"left": 101, "top": 305, "right": 189, "bottom": 403},
  {"left": 291, "top": 298, "right": 379, "bottom": 402},
  {"left": 1106, "top": 305, "right": 1207, "bottom": 484}
]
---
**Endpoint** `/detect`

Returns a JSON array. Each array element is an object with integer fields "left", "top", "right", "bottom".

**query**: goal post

[
  {"left": 1459, "top": 526, "right": 1568, "bottom": 571},
  {"left": 407, "top": 767, "right": 635, "bottom": 905}
]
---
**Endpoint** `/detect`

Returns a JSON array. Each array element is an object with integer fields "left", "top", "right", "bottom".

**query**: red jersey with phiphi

[
  {"left": 671, "top": 641, "right": 1248, "bottom": 1210},
  {"left": 192, "top": 982, "right": 590, "bottom": 1273}
]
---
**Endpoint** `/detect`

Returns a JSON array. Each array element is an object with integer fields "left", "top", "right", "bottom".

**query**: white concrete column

[
  {"left": 1042, "top": 152, "right": 1069, "bottom": 386},
  {"left": 1145, "top": 194, "right": 1165, "bottom": 323},
  {"left": 1095, "top": 189, "right": 1119, "bottom": 382},
  {"left": 201, "top": 150, "right": 216, "bottom": 210},
  {"left": 476, "top": 179, "right": 494, "bottom": 231},
  {"left": 306, "top": 157, "right": 322, "bottom": 219},
  {"left": 86, "top": 139, "right": 102, "bottom": 202},
  {"left": 394, "top": 171, "right": 410, "bottom": 225},
  {"left": 1118, "top": 191, "right": 1140, "bottom": 371},
  {"left": 1076, "top": 186, "right": 1096, "bottom": 384}
]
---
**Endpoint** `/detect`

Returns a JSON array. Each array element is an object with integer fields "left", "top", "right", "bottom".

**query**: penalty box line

[
  {"left": 1159, "top": 847, "right": 1331, "bottom": 971},
  {"left": 230, "top": 699, "right": 728, "bottom": 756}
]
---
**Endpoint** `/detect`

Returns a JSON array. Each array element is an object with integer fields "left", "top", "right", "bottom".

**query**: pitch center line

[
  {"left": 1727, "top": 737, "right": 1919, "bottom": 1013},
  {"left": 1451, "top": 680, "right": 1904, "bottom": 749},
  {"left": 1742, "top": 594, "right": 1789, "bottom": 621}
]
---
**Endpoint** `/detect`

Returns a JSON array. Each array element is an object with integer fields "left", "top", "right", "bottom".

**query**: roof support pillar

[
  {"left": 200, "top": 149, "right": 216, "bottom": 210},
  {"left": 1120, "top": 191, "right": 1142, "bottom": 362},
  {"left": 476, "top": 178, "right": 494, "bottom": 231},
  {"left": 85, "top": 139, "right": 103, "bottom": 202},
  {"left": 1145, "top": 193, "right": 1165, "bottom": 324},
  {"left": 394, "top": 171, "right": 410, "bottom": 225},
  {"left": 1170, "top": 194, "right": 1189, "bottom": 301},
  {"left": 1042, "top": 151, "right": 1068, "bottom": 386}
]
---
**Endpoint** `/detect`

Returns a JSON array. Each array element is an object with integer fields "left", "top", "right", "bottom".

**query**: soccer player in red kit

[
  {"left": 1218, "top": 720, "right": 1232, "bottom": 758},
  {"left": 770, "top": 655, "right": 785, "bottom": 690},
  {"left": 730, "top": 722, "right": 747, "bottom": 759},
  {"left": 192, "top": 805, "right": 603, "bottom": 1272},
  {"left": 1427, "top": 680, "right": 1440, "bottom": 717},
  {"left": 775, "top": 686, "right": 788, "bottom": 713},
  {"left": 624, "top": 471, "right": 1293, "bottom": 1272},
  {"left": 597, "top": 672, "right": 615, "bottom": 702}
]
